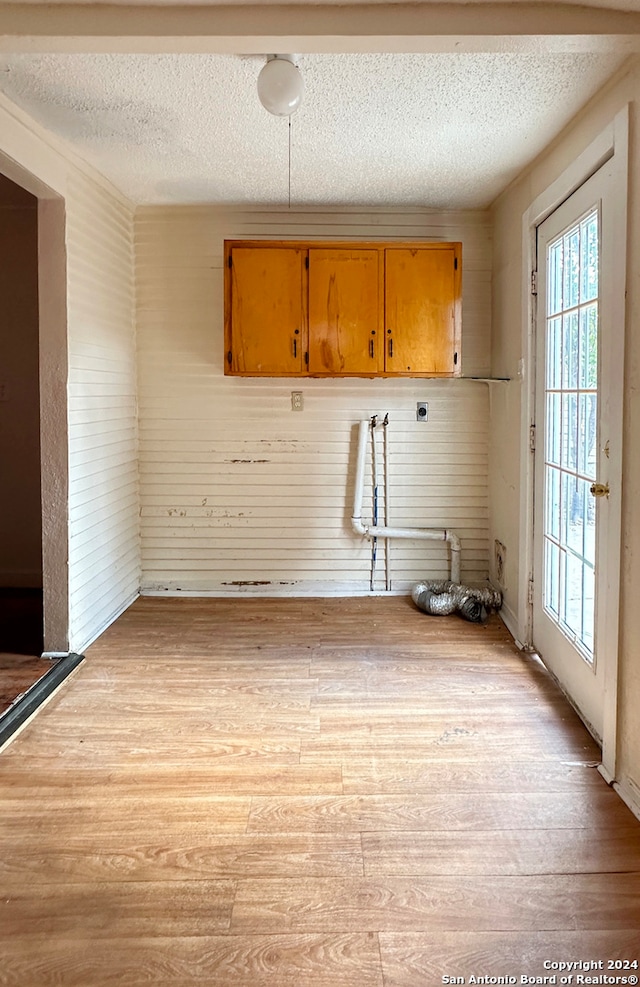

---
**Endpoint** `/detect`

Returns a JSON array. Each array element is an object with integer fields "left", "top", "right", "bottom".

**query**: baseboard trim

[
  {"left": 598, "top": 762, "right": 615, "bottom": 785},
  {"left": 498, "top": 601, "right": 529, "bottom": 648},
  {"left": 0, "top": 652, "right": 84, "bottom": 752},
  {"left": 72, "top": 591, "right": 139, "bottom": 654},
  {"left": 612, "top": 776, "right": 640, "bottom": 823},
  {"left": 141, "top": 586, "right": 410, "bottom": 598}
]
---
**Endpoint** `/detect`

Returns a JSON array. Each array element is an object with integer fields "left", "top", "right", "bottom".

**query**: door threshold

[{"left": 0, "top": 652, "right": 84, "bottom": 751}]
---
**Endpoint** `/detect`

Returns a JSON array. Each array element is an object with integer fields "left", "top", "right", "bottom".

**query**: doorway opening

[
  {"left": 521, "top": 110, "right": 628, "bottom": 780},
  {"left": 533, "top": 179, "right": 606, "bottom": 739},
  {"left": 0, "top": 162, "right": 72, "bottom": 736},
  {"left": 0, "top": 175, "right": 49, "bottom": 715}
]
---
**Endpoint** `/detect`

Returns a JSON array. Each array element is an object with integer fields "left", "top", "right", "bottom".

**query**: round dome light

[{"left": 257, "top": 56, "right": 304, "bottom": 117}]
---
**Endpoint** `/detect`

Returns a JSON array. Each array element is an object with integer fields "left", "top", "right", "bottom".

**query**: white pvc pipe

[
  {"left": 352, "top": 418, "right": 369, "bottom": 531},
  {"left": 383, "top": 418, "right": 391, "bottom": 592},
  {"left": 352, "top": 419, "right": 462, "bottom": 584}
]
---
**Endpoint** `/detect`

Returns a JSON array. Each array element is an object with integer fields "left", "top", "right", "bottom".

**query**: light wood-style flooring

[{"left": 2, "top": 596, "right": 640, "bottom": 985}]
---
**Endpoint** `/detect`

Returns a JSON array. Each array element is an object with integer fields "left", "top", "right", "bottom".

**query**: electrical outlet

[
  {"left": 291, "top": 391, "right": 303, "bottom": 411},
  {"left": 416, "top": 402, "right": 428, "bottom": 421}
]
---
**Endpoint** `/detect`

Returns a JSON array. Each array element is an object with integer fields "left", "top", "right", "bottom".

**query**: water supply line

[
  {"left": 383, "top": 413, "right": 391, "bottom": 591},
  {"left": 351, "top": 418, "right": 461, "bottom": 585},
  {"left": 370, "top": 415, "right": 379, "bottom": 591}
]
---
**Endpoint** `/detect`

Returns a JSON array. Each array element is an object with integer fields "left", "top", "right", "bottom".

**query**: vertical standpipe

[{"left": 351, "top": 419, "right": 461, "bottom": 584}]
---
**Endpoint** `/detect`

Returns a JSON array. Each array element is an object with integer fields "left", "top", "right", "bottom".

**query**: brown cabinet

[
  {"left": 385, "top": 246, "right": 460, "bottom": 375},
  {"left": 308, "top": 247, "right": 383, "bottom": 375},
  {"left": 224, "top": 240, "right": 461, "bottom": 378},
  {"left": 226, "top": 245, "right": 306, "bottom": 375}
]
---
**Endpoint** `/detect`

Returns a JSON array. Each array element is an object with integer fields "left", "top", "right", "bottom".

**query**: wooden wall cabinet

[
  {"left": 226, "top": 245, "right": 306, "bottom": 375},
  {"left": 308, "top": 246, "right": 384, "bottom": 375},
  {"left": 224, "top": 240, "right": 461, "bottom": 378}
]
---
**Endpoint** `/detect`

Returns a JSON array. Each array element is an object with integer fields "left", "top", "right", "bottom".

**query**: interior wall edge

[
  {"left": 0, "top": 89, "right": 135, "bottom": 211},
  {"left": 70, "top": 590, "right": 140, "bottom": 656},
  {"left": 0, "top": 93, "right": 141, "bottom": 655}
]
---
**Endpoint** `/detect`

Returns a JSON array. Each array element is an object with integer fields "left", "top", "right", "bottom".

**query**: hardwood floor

[{"left": 1, "top": 596, "right": 639, "bottom": 985}]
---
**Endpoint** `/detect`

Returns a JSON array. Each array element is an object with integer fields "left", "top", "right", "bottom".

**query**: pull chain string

[{"left": 288, "top": 115, "right": 292, "bottom": 209}]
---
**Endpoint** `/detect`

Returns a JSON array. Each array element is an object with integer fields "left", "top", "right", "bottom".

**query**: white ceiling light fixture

[{"left": 257, "top": 55, "right": 304, "bottom": 117}]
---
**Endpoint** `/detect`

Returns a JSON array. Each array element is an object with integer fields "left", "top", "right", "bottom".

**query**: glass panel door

[
  {"left": 543, "top": 210, "right": 598, "bottom": 661},
  {"left": 532, "top": 161, "right": 616, "bottom": 743}
]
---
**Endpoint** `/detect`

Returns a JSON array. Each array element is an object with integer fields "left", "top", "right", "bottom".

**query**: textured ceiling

[{"left": 0, "top": 51, "right": 627, "bottom": 208}]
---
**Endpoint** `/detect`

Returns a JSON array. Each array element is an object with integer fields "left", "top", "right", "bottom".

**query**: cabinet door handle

[
  {"left": 388, "top": 338, "right": 393, "bottom": 358},
  {"left": 369, "top": 339, "right": 374, "bottom": 359},
  {"left": 293, "top": 338, "right": 297, "bottom": 358}
]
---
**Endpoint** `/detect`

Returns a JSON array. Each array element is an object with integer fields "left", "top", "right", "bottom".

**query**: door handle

[
  {"left": 369, "top": 339, "right": 374, "bottom": 359},
  {"left": 589, "top": 482, "right": 610, "bottom": 498}
]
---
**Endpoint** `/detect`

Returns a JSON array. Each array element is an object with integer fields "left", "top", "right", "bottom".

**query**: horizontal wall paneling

[
  {"left": 67, "top": 172, "right": 140, "bottom": 648},
  {"left": 136, "top": 207, "right": 491, "bottom": 596}
]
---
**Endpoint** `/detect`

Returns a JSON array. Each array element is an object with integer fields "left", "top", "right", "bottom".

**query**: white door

[{"left": 533, "top": 163, "right": 621, "bottom": 742}]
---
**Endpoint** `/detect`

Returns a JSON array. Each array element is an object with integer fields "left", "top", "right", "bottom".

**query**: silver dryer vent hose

[{"left": 411, "top": 581, "right": 502, "bottom": 623}]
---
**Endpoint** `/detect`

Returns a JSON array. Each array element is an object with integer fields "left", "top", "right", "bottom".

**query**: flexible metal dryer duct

[
  {"left": 411, "top": 580, "right": 502, "bottom": 623},
  {"left": 351, "top": 418, "right": 462, "bottom": 584}
]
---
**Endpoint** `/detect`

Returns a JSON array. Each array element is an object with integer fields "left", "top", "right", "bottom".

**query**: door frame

[
  {"left": 518, "top": 106, "right": 628, "bottom": 780},
  {"left": 0, "top": 153, "right": 70, "bottom": 656}
]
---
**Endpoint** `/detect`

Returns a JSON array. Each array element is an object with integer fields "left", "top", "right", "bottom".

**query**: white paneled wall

[
  {"left": 67, "top": 172, "right": 140, "bottom": 648},
  {"left": 136, "top": 207, "right": 491, "bottom": 595}
]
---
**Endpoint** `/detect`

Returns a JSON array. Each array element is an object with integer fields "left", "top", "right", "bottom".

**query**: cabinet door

[
  {"left": 385, "top": 247, "right": 460, "bottom": 375},
  {"left": 228, "top": 247, "right": 305, "bottom": 375},
  {"left": 308, "top": 248, "right": 382, "bottom": 375}
]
